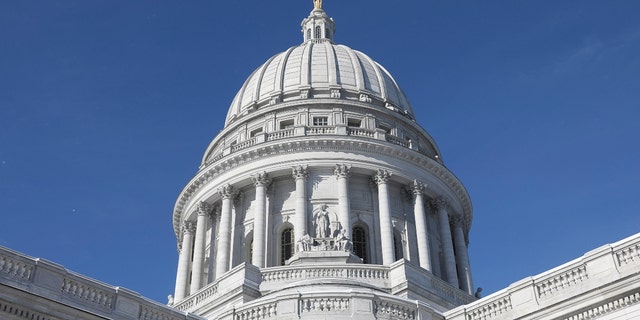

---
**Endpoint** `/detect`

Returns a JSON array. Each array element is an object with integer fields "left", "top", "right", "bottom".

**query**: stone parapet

[
  {"left": 444, "top": 232, "right": 640, "bottom": 320},
  {"left": 0, "top": 246, "right": 204, "bottom": 320}
]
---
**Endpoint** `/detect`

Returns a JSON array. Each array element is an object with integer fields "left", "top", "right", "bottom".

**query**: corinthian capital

[
  {"left": 407, "top": 179, "right": 425, "bottom": 196},
  {"left": 219, "top": 184, "right": 237, "bottom": 200},
  {"left": 251, "top": 171, "right": 272, "bottom": 187},
  {"left": 449, "top": 215, "right": 465, "bottom": 228},
  {"left": 372, "top": 169, "right": 392, "bottom": 185},
  {"left": 334, "top": 164, "right": 351, "bottom": 179},
  {"left": 431, "top": 197, "right": 449, "bottom": 210},
  {"left": 182, "top": 220, "right": 196, "bottom": 235},
  {"left": 292, "top": 165, "right": 308, "bottom": 180},
  {"left": 196, "top": 201, "right": 212, "bottom": 216}
]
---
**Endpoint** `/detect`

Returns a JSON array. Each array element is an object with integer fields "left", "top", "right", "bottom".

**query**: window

[
  {"left": 280, "top": 228, "right": 294, "bottom": 265},
  {"left": 352, "top": 226, "right": 368, "bottom": 263},
  {"left": 393, "top": 231, "right": 404, "bottom": 261},
  {"left": 379, "top": 124, "right": 392, "bottom": 134},
  {"left": 306, "top": 28, "right": 311, "bottom": 40},
  {"left": 313, "top": 116, "right": 328, "bottom": 126},
  {"left": 280, "top": 119, "right": 294, "bottom": 130},
  {"left": 315, "top": 26, "right": 322, "bottom": 39},
  {"left": 347, "top": 118, "right": 361, "bottom": 127},
  {"left": 250, "top": 128, "right": 263, "bottom": 137}
]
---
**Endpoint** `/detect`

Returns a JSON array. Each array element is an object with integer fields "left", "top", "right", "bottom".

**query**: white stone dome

[{"left": 225, "top": 41, "right": 415, "bottom": 126}]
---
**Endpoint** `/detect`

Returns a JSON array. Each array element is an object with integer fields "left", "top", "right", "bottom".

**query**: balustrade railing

[
  {"left": 266, "top": 128, "right": 295, "bottom": 141},
  {"left": 348, "top": 127, "right": 375, "bottom": 137},
  {"left": 260, "top": 265, "right": 389, "bottom": 292},
  {"left": 307, "top": 126, "right": 336, "bottom": 135}
]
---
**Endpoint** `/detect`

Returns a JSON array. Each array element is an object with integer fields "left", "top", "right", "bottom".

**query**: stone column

[
  {"left": 432, "top": 197, "right": 459, "bottom": 288},
  {"left": 215, "top": 184, "right": 236, "bottom": 278},
  {"left": 251, "top": 172, "right": 271, "bottom": 268},
  {"left": 207, "top": 206, "right": 219, "bottom": 283},
  {"left": 373, "top": 169, "right": 395, "bottom": 265},
  {"left": 334, "top": 164, "right": 352, "bottom": 238},
  {"left": 292, "top": 165, "right": 308, "bottom": 244},
  {"left": 190, "top": 202, "right": 211, "bottom": 294},
  {"left": 409, "top": 180, "right": 432, "bottom": 271},
  {"left": 174, "top": 220, "right": 196, "bottom": 301},
  {"left": 452, "top": 215, "right": 473, "bottom": 294}
]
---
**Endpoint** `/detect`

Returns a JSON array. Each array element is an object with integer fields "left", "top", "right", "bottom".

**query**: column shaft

[
  {"left": 335, "top": 164, "right": 351, "bottom": 238},
  {"left": 452, "top": 218, "right": 473, "bottom": 294},
  {"left": 174, "top": 221, "right": 195, "bottom": 301},
  {"left": 293, "top": 166, "right": 308, "bottom": 244},
  {"left": 251, "top": 172, "right": 270, "bottom": 268},
  {"left": 435, "top": 198, "right": 459, "bottom": 287},
  {"left": 374, "top": 169, "right": 395, "bottom": 265},
  {"left": 190, "top": 202, "right": 211, "bottom": 294},
  {"left": 215, "top": 185, "right": 235, "bottom": 278},
  {"left": 411, "top": 181, "right": 432, "bottom": 271}
]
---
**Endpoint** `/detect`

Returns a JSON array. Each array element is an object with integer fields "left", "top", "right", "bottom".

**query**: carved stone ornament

[
  {"left": 292, "top": 165, "right": 309, "bottom": 180},
  {"left": 196, "top": 201, "right": 212, "bottom": 216},
  {"left": 219, "top": 184, "right": 237, "bottom": 200},
  {"left": 330, "top": 88, "right": 341, "bottom": 98},
  {"left": 314, "top": 204, "right": 331, "bottom": 238},
  {"left": 449, "top": 215, "right": 465, "bottom": 228},
  {"left": 431, "top": 197, "right": 448, "bottom": 209},
  {"left": 359, "top": 93, "right": 372, "bottom": 103},
  {"left": 407, "top": 179, "right": 425, "bottom": 196},
  {"left": 182, "top": 221, "right": 196, "bottom": 235},
  {"left": 251, "top": 171, "right": 271, "bottom": 187},
  {"left": 372, "top": 169, "right": 391, "bottom": 185},
  {"left": 334, "top": 164, "right": 351, "bottom": 179}
]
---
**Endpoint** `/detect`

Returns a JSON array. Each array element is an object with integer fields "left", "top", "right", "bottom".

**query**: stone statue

[
  {"left": 474, "top": 287, "right": 483, "bottom": 298},
  {"left": 298, "top": 233, "right": 312, "bottom": 251},
  {"left": 167, "top": 294, "right": 174, "bottom": 305},
  {"left": 315, "top": 204, "right": 329, "bottom": 238},
  {"left": 313, "top": 0, "right": 322, "bottom": 10},
  {"left": 335, "top": 229, "right": 349, "bottom": 250}
]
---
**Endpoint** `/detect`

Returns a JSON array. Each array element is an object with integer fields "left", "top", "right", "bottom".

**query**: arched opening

[
  {"left": 280, "top": 227, "right": 294, "bottom": 265},
  {"left": 352, "top": 226, "right": 368, "bottom": 264},
  {"left": 306, "top": 28, "right": 311, "bottom": 40},
  {"left": 315, "top": 26, "right": 322, "bottom": 39}
]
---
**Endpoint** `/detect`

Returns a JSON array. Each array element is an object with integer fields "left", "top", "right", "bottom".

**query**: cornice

[{"left": 173, "top": 137, "right": 472, "bottom": 239}]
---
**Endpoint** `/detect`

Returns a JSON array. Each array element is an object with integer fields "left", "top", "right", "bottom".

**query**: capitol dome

[{"left": 225, "top": 7, "right": 414, "bottom": 127}]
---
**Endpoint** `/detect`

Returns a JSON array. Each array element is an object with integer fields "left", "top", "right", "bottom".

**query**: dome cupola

[{"left": 301, "top": 0, "right": 335, "bottom": 42}]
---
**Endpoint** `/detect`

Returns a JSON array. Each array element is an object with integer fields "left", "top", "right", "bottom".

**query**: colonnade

[{"left": 173, "top": 165, "right": 474, "bottom": 301}]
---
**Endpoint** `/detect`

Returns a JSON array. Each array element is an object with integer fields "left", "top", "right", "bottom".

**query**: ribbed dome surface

[{"left": 225, "top": 41, "right": 414, "bottom": 126}]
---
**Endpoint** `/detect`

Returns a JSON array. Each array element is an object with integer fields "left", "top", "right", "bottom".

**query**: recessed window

[
  {"left": 379, "top": 124, "right": 392, "bottom": 134},
  {"left": 250, "top": 128, "right": 263, "bottom": 137},
  {"left": 313, "top": 116, "right": 328, "bottom": 126},
  {"left": 347, "top": 118, "right": 361, "bottom": 127},
  {"left": 306, "top": 28, "right": 311, "bottom": 40},
  {"left": 352, "top": 226, "right": 368, "bottom": 264},
  {"left": 315, "top": 26, "right": 322, "bottom": 39},
  {"left": 281, "top": 228, "right": 294, "bottom": 265},
  {"left": 280, "top": 119, "right": 294, "bottom": 130}
]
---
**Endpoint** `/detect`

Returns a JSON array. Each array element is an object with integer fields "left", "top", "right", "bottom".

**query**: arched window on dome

[
  {"left": 315, "top": 26, "right": 322, "bottom": 39},
  {"left": 393, "top": 229, "right": 404, "bottom": 261},
  {"left": 280, "top": 227, "right": 294, "bottom": 265},
  {"left": 352, "top": 226, "right": 368, "bottom": 264},
  {"left": 306, "top": 28, "right": 311, "bottom": 41},
  {"left": 325, "top": 28, "right": 330, "bottom": 39}
]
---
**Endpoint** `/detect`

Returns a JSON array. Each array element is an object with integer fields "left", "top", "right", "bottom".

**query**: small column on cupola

[{"left": 301, "top": 0, "right": 335, "bottom": 42}]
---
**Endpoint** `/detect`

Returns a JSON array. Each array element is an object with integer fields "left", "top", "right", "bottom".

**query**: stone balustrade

[
  {"left": 444, "top": 233, "right": 640, "bottom": 320},
  {"left": 260, "top": 264, "right": 390, "bottom": 293},
  {"left": 0, "top": 246, "right": 204, "bottom": 320},
  {"left": 206, "top": 124, "right": 433, "bottom": 166}
]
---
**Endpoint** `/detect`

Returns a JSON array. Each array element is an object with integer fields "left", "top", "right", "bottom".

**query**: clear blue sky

[{"left": 1, "top": 1, "right": 638, "bottom": 303}]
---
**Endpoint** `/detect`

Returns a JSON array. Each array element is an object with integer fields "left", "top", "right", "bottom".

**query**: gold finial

[{"left": 313, "top": 0, "right": 322, "bottom": 10}]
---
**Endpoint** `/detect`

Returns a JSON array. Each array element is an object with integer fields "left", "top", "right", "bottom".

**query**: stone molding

[{"left": 562, "top": 290, "right": 640, "bottom": 320}]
